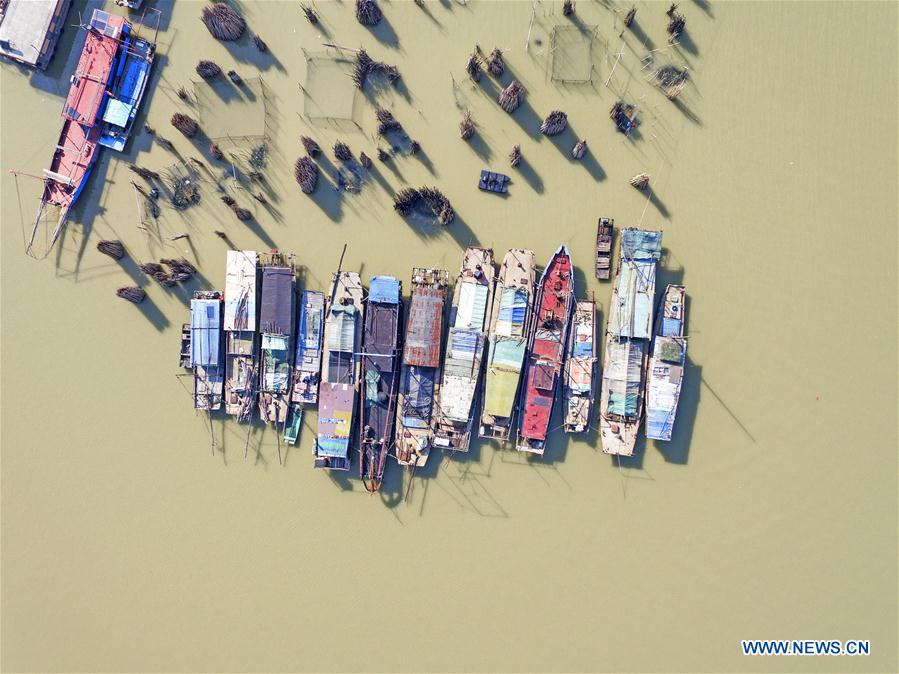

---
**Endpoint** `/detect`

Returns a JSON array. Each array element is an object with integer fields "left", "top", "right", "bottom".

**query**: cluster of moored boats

[{"left": 184, "top": 224, "right": 688, "bottom": 491}]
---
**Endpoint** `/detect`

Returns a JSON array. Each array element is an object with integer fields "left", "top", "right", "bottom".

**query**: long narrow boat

[
  {"left": 434, "top": 247, "right": 495, "bottom": 453},
  {"left": 595, "top": 218, "right": 613, "bottom": 281},
  {"left": 27, "top": 10, "right": 128, "bottom": 256},
  {"left": 190, "top": 290, "right": 224, "bottom": 411},
  {"left": 516, "top": 246, "right": 574, "bottom": 454},
  {"left": 479, "top": 249, "right": 536, "bottom": 442},
  {"left": 314, "top": 272, "right": 364, "bottom": 470},
  {"left": 645, "top": 284, "right": 687, "bottom": 441},
  {"left": 98, "top": 13, "right": 157, "bottom": 152},
  {"left": 359, "top": 276, "right": 403, "bottom": 491},
  {"left": 562, "top": 300, "right": 597, "bottom": 433},
  {"left": 283, "top": 290, "right": 324, "bottom": 445},
  {"left": 179, "top": 323, "right": 192, "bottom": 369},
  {"left": 257, "top": 253, "right": 294, "bottom": 426},
  {"left": 395, "top": 267, "right": 450, "bottom": 468},
  {"left": 599, "top": 228, "right": 663, "bottom": 455},
  {"left": 223, "top": 250, "right": 258, "bottom": 421}
]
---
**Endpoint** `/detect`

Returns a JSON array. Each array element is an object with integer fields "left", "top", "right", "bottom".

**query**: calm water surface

[{"left": 1, "top": 1, "right": 896, "bottom": 672}]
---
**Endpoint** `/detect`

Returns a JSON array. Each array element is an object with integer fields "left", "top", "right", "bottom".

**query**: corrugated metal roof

[
  {"left": 403, "top": 287, "right": 445, "bottom": 367},
  {"left": 190, "top": 299, "right": 221, "bottom": 367},
  {"left": 260, "top": 266, "right": 293, "bottom": 335},
  {"left": 608, "top": 261, "right": 656, "bottom": 339}
]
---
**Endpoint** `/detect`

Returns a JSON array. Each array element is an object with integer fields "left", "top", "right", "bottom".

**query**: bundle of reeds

[
  {"left": 540, "top": 110, "right": 568, "bottom": 135},
  {"left": 377, "top": 148, "right": 390, "bottom": 162},
  {"left": 177, "top": 86, "right": 189, "bottom": 100},
  {"left": 630, "top": 173, "right": 650, "bottom": 190},
  {"left": 301, "top": 4, "right": 318, "bottom": 24},
  {"left": 171, "top": 272, "right": 193, "bottom": 283},
  {"left": 253, "top": 192, "right": 268, "bottom": 204},
  {"left": 294, "top": 156, "right": 319, "bottom": 193},
  {"left": 459, "top": 111, "right": 475, "bottom": 140},
  {"left": 393, "top": 186, "right": 455, "bottom": 225},
  {"left": 498, "top": 80, "right": 524, "bottom": 113},
  {"left": 486, "top": 48, "right": 505, "bottom": 77},
  {"left": 129, "top": 164, "right": 159, "bottom": 180},
  {"left": 563, "top": 0, "right": 574, "bottom": 16},
  {"left": 162, "top": 258, "right": 197, "bottom": 276},
  {"left": 221, "top": 195, "right": 236, "bottom": 206},
  {"left": 624, "top": 6, "right": 637, "bottom": 27},
  {"left": 376, "top": 107, "right": 402, "bottom": 135},
  {"left": 116, "top": 287, "right": 146, "bottom": 303},
  {"left": 97, "top": 240, "right": 125, "bottom": 260},
  {"left": 666, "top": 3, "right": 686, "bottom": 38},
  {"left": 227, "top": 70, "right": 242, "bottom": 85},
  {"left": 253, "top": 35, "right": 267, "bottom": 52},
  {"left": 359, "top": 152, "right": 372, "bottom": 168},
  {"left": 466, "top": 52, "right": 482, "bottom": 81},
  {"left": 171, "top": 177, "right": 200, "bottom": 209},
  {"left": 201, "top": 3, "right": 246, "bottom": 41},
  {"left": 196, "top": 60, "right": 221, "bottom": 78},
  {"left": 144, "top": 124, "right": 155, "bottom": 135},
  {"left": 140, "top": 262, "right": 164, "bottom": 275},
  {"left": 171, "top": 113, "right": 199, "bottom": 138},
  {"left": 301, "top": 136, "right": 321, "bottom": 157},
  {"left": 156, "top": 135, "right": 174, "bottom": 150},
  {"left": 231, "top": 204, "right": 252, "bottom": 220},
  {"left": 333, "top": 141, "right": 353, "bottom": 162},
  {"left": 409, "top": 140, "right": 421, "bottom": 155},
  {"left": 210, "top": 142, "right": 224, "bottom": 160},
  {"left": 356, "top": 0, "right": 382, "bottom": 26},
  {"left": 509, "top": 144, "right": 522, "bottom": 168},
  {"left": 572, "top": 139, "right": 587, "bottom": 159},
  {"left": 154, "top": 271, "right": 177, "bottom": 287},
  {"left": 352, "top": 48, "right": 400, "bottom": 89}
]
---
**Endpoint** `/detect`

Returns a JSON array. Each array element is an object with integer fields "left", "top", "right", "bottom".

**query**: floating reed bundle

[
  {"left": 153, "top": 271, "right": 178, "bottom": 287},
  {"left": 253, "top": 35, "right": 267, "bottom": 52},
  {"left": 210, "top": 142, "right": 224, "bottom": 160},
  {"left": 655, "top": 64, "right": 689, "bottom": 99},
  {"left": 333, "top": 141, "right": 353, "bottom": 162},
  {"left": 376, "top": 107, "right": 402, "bottom": 135},
  {"left": 231, "top": 204, "right": 252, "bottom": 220},
  {"left": 540, "top": 110, "right": 568, "bottom": 135},
  {"left": 572, "top": 139, "right": 587, "bottom": 159},
  {"left": 221, "top": 195, "right": 236, "bottom": 206},
  {"left": 140, "top": 262, "right": 165, "bottom": 275},
  {"left": 356, "top": 0, "right": 382, "bottom": 26},
  {"left": 509, "top": 144, "right": 522, "bottom": 168},
  {"left": 466, "top": 52, "right": 482, "bottom": 81},
  {"left": 630, "top": 173, "right": 650, "bottom": 190},
  {"left": 171, "top": 177, "right": 200, "bottom": 209},
  {"left": 201, "top": 3, "right": 246, "bottom": 41},
  {"left": 97, "top": 240, "right": 125, "bottom": 260},
  {"left": 177, "top": 86, "right": 189, "bottom": 100},
  {"left": 498, "top": 80, "right": 524, "bottom": 113},
  {"left": 359, "top": 152, "right": 372, "bottom": 168},
  {"left": 116, "top": 287, "right": 146, "bottom": 303},
  {"left": 563, "top": 0, "right": 574, "bottom": 16},
  {"left": 129, "top": 164, "right": 159, "bottom": 180},
  {"left": 301, "top": 136, "right": 321, "bottom": 157},
  {"left": 171, "top": 113, "right": 199, "bottom": 138},
  {"left": 393, "top": 186, "right": 455, "bottom": 226},
  {"left": 459, "top": 111, "right": 475, "bottom": 140},
  {"left": 666, "top": 3, "right": 686, "bottom": 38},
  {"left": 624, "top": 6, "right": 637, "bottom": 27},
  {"left": 161, "top": 258, "right": 197, "bottom": 276},
  {"left": 253, "top": 192, "right": 268, "bottom": 204},
  {"left": 196, "top": 60, "right": 221, "bottom": 78},
  {"left": 144, "top": 123, "right": 155, "bottom": 135},
  {"left": 227, "top": 70, "right": 242, "bottom": 85},
  {"left": 301, "top": 4, "right": 318, "bottom": 24},
  {"left": 377, "top": 148, "right": 390, "bottom": 162},
  {"left": 156, "top": 135, "right": 174, "bottom": 150},
  {"left": 486, "top": 48, "right": 505, "bottom": 77},
  {"left": 352, "top": 48, "right": 400, "bottom": 89},
  {"left": 294, "top": 156, "right": 319, "bottom": 193},
  {"left": 409, "top": 140, "right": 421, "bottom": 155}
]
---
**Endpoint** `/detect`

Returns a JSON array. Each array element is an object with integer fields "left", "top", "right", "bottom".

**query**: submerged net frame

[
  {"left": 301, "top": 49, "right": 363, "bottom": 128},
  {"left": 550, "top": 25, "right": 599, "bottom": 83},
  {"left": 193, "top": 75, "right": 271, "bottom": 142}
]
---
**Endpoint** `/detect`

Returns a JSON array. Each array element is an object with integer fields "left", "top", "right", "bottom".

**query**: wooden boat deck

[{"left": 595, "top": 218, "right": 613, "bottom": 281}]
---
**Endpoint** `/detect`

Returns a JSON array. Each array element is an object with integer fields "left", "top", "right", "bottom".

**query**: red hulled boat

[
  {"left": 27, "top": 9, "right": 127, "bottom": 257},
  {"left": 516, "top": 245, "right": 574, "bottom": 454}
]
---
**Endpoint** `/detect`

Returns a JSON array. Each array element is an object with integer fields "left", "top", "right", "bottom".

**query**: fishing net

[
  {"left": 194, "top": 75, "right": 269, "bottom": 141},
  {"left": 302, "top": 50, "right": 363, "bottom": 126},
  {"left": 164, "top": 161, "right": 202, "bottom": 210},
  {"left": 550, "top": 25, "right": 597, "bottom": 83}
]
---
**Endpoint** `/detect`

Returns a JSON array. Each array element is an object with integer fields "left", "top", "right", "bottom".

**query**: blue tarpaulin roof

[
  {"left": 190, "top": 299, "right": 221, "bottom": 367},
  {"left": 369, "top": 276, "right": 401, "bottom": 304},
  {"left": 620, "top": 228, "right": 663, "bottom": 260}
]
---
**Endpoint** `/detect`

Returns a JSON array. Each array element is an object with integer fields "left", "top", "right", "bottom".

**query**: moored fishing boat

[
  {"left": 223, "top": 250, "right": 258, "bottom": 421},
  {"left": 563, "top": 300, "right": 597, "bottom": 433},
  {"left": 27, "top": 9, "right": 127, "bottom": 256},
  {"left": 283, "top": 404, "right": 303, "bottom": 446},
  {"left": 257, "top": 253, "right": 294, "bottom": 426},
  {"left": 291, "top": 290, "right": 324, "bottom": 407},
  {"left": 479, "top": 249, "right": 535, "bottom": 442},
  {"left": 645, "top": 284, "right": 687, "bottom": 441},
  {"left": 190, "top": 290, "right": 224, "bottom": 411},
  {"left": 179, "top": 323, "right": 192, "bottom": 368},
  {"left": 359, "top": 276, "right": 403, "bottom": 491},
  {"left": 599, "top": 228, "right": 663, "bottom": 455},
  {"left": 435, "top": 247, "right": 495, "bottom": 453},
  {"left": 314, "top": 272, "right": 364, "bottom": 470},
  {"left": 395, "top": 267, "right": 450, "bottom": 468},
  {"left": 517, "top": 246, "right": 574, "bottom": 454},
  {"left": 595, "top": 217, "right": 613, "bottom": 281},
  {"left": 98, "top": 11, "right": 158, "bottom": 152}
]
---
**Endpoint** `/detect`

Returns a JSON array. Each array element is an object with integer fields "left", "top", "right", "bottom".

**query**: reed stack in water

[
  {"left": 196, "top": 60, "right": 221, "bottom": 78},
  {"left": 171, "top": 113, "right": 199, "bottom": 138},
  {"left": 201, "top": 3, "right": 246, "bottom": 41},
  {"left": 540, "top": 110, "right": 568, "bottom": 135},
  {"left": 356, "top": 0, "right": 382, "bottom": 26},
  {"left": 116, "top": 287, "right": 146, "bottom": 303},
  {"left": 294, "top": 156, "right": 319, "bottom": 194},
  {"left": 499, "top": 81, "right": 524, "bottom": 113}
]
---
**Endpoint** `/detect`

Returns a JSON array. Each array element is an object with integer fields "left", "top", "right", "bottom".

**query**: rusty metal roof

[{"left": 402, "top": 286, "right": 445, "bottom": 368}]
